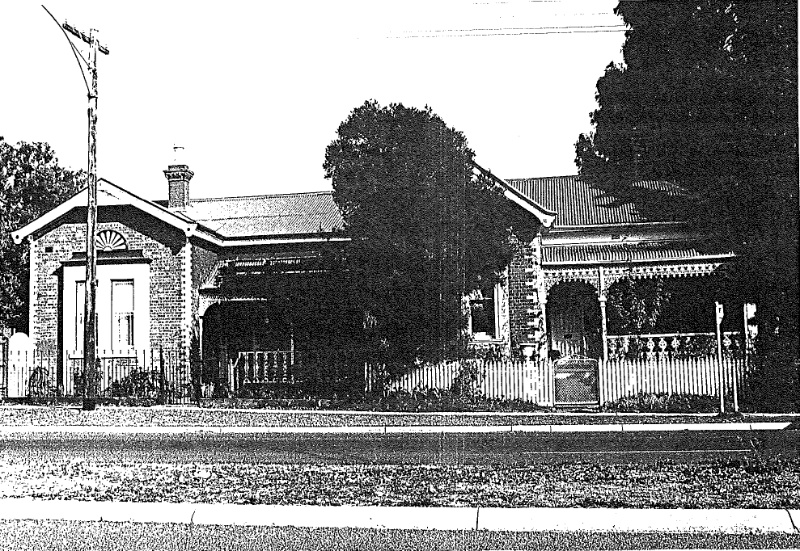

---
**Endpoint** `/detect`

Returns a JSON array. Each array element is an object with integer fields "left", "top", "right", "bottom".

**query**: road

[
  {"left": 1, "top": 519, "right": 800, "bottom": 551},
  {"left": 1, "top": 429, "right": 798, "bottom": 548},
  {"left": 1, "top": 429, "right": 797, "bottom": 464}
]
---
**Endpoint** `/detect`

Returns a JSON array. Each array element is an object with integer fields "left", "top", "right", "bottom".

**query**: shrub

[
  {"left": 601, "top": 392, "right": 736, "bottom": 413},
  {"left": 108, "top": 370, "right": 163, "bottom": 399},
  {"left": 450, "top": 361, "right": 484, "bottom": 398}
]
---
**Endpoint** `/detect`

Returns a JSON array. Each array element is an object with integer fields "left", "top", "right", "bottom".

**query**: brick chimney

[
  {"left": 163, "top": 147, "right": 193, "bottom": 210},
  {"left": 164, "top": 165, "right": 194, "bottom": 210}
]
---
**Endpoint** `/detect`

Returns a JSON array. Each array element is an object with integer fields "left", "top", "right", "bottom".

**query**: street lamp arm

[{"left": 41, "top": 5, "right": 90, "bottom": 95}]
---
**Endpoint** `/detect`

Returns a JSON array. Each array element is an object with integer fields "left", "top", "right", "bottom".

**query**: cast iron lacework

[{"left": 96, "top": 230, "right": 127, "bottom": 251}]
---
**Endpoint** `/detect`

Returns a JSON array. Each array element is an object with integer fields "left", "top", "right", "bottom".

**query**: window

[
  {"left": 470, "top": 286, "right": 498, "bottom": 340},
  {"left": 75, "top": 281, "right": 85, "bottom": 351},
  {"left": 111, "top": 280, "right": 134, "bottom": 349}
]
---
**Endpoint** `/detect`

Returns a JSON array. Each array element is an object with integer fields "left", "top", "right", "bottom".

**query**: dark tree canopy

[
  {"left": 576, "top": 1, "right": 798, "bottom": 408},
  {"left": 0, "top": 139, "right": 84, "bottom": 333},
  {"left": 324, "top": 101, "right": 527, "bottom": 362}
]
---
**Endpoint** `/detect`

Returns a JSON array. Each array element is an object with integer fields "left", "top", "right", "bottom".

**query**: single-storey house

[{"left": 9, "top": 161, "right": 748, "bottom": 400}]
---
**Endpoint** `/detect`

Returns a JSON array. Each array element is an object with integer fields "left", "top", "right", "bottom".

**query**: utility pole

[{"left": 44, "top": 7, "right": 110, "bottom": 410}]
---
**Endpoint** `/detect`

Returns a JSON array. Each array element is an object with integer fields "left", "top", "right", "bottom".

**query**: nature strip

[
  {"left": 1, "top": 460, "right": 798, "bottom": 509},
  {"left": 1, "top": 406, "right": 798, "bottom": 429}
]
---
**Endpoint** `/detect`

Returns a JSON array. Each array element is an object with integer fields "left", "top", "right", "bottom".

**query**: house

[
  {"left": 9, "top": 162, "right": 749, "bottom": 401},
  {"left": 9, "top": 161, "right": 552, "bottom": 398},
  {"left": 504, "top": 175, "right": 751, "bottom": 363}
]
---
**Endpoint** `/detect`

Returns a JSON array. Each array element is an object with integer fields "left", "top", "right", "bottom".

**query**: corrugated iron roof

[
  {"left": 543, "top": 241, "right": 733, "bottom": 265},
  {"left": 505, "top": 176, "right": 684, "bottom": 228},
  {"left": 184, "top": 191, "right": 344, "bottom": 238}
]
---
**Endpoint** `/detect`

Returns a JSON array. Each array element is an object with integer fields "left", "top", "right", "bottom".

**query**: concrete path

[
  {"left": 0, "top": 499, "right": 796, "bottom": 533},
  {"left": 0, "top": 421, "right": 791, "bottom": 434}
]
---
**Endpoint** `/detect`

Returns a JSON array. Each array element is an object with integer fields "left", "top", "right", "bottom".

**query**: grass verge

[
  {"left": 1, "top": 405, "right": 796, "bottom": 428},
  {"left": 1, "top": 457, "right": 798, "bottom": 509}
]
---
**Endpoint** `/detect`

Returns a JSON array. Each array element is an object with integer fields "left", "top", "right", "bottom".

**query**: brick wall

[
  {"left": 507, "top": 231, "right": 546, "bottom": 358},
  {"left": 30, "top": 207, "right": 189, "bottom": 352}
]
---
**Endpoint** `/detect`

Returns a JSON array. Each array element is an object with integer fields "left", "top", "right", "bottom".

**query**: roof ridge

[
  {"left": 507, "top": 175, "right": 673, "bottom": 185},
  {"left": 189, "top": 190, "right": 333, "bottom": 203},
  {"left": 505, "top": 175, "right": 579, "bottom": 182}
]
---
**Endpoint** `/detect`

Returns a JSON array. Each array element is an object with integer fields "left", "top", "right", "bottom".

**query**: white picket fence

[
  {"left": 366, "top": 356, "right": 749, "bottom": 407},
  {"left": 367, "top": 360, "right": 554, "bottom": 404},
  {"left": 598, "top": 356, "right": 749, "bottom": 404}
]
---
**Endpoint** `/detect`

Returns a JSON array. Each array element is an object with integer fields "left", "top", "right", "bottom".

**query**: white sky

[{"left": 1, "top": 1, "right": 625, "bottom": 201}]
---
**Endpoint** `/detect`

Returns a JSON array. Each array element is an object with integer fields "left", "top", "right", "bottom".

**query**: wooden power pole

[{"left": 45, "top": 7, "right": 110, "bottom": 410}]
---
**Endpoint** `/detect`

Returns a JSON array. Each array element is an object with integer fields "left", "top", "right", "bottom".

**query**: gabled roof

[
  {"left": 472, "top": 164, "right": 557, "bottom": 228},
  {"left": 12, "top": 179, "right": 197, "bottom": 245},
  {"left": 13, "top": 180, "right": 346, "bottom": 247},
  {"left": 505, "top": 175, "right": 685, "bottom": 229},
  {"left": 13, "top": 170, "right": 555, "bottom": 247},
  {"left": 184, "top": 191, "right": 343, "bottom": 239}
]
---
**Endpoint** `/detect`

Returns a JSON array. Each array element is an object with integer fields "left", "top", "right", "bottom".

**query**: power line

[
  {"left": 398, "top": 23, "right": 625, "bottom": 35},
  {"left": 472, "top": 0, "right": 641, "bottom": 3},
  {"left": 394, "top": 26, "right": 627, "bottom": 39}
]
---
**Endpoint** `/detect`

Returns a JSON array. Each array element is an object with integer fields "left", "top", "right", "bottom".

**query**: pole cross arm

[{"left": 62, "top": 21, "right": 110, "bottom": 55}]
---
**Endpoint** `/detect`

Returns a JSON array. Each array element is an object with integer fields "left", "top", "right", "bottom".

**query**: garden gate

[{"left": 553, "top": 356, "right": 599, "bottom": 407}]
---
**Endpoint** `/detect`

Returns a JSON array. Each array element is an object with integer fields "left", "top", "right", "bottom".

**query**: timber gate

[{"left": 554, "top": 356, "right": 599, "bottom": 408}]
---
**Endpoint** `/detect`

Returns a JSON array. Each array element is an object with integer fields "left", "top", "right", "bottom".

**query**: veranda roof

[{"left": 543, "top": 241, "right": 734, "bottom": 265}]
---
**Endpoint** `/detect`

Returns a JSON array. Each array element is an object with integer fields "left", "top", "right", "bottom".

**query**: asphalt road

[
  {"left": 2, "top": 430, "right": 797, "bottom": 464},
  {"left": 2, "top": 520, "right": 800, "bottom": 551}
]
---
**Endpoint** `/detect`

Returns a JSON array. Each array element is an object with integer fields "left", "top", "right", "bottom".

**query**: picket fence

[
  {"left": 366, "top": 356, "right": 749, "bottom": 407},
  {"left": 366, "top": 360, "right": 554, "bottom": 404},
  {"left": 2, "top": 347, "right": 193, "bottom": 403},
  {"left": 598, "top": 356, "right": 748, "bottom": 405}
]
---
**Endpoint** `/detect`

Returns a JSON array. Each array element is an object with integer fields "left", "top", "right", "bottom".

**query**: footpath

[
  {"left": 0, "top": 499, "right": 798, "bottom": 533},
  {"left": 0, "top": 406, "right": 798, "bottom": 533},
  {"left": 0, "top": 420, "right": 793, "bottom": 434}
]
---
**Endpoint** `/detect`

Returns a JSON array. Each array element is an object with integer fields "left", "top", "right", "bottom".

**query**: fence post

[
  {"left": 159, "top": 346, "right": 165, "bottom": 404},
  {"left": 0, "top": 337, "right": 7, "bottom": 399},
  {"left": 730, "top": 357, "right": 740, "bottom": 413},
  {"left": 228, "top": 358, "right": 234, "bottom": 397},
  {"left": 715, "top": 302, "right": 725, "bottom": 414},
  {"left": 598, "top": 358, "right": 605, "bottom": 405}
]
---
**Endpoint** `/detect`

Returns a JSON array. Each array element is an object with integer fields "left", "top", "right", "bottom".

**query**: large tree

[
  {"left": 324, "top": 101, "right": 526, "bottom": 362},
  {"left": 575, "top": 1, "right": 798, "bottom": 409},
  {"left": 0, "top": 139, "right": 84, "bottom": 333}
]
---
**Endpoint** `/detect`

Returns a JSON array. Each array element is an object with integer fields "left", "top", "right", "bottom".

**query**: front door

[{"left": 549, "top": 299, "right": 595, "bottom": 358}]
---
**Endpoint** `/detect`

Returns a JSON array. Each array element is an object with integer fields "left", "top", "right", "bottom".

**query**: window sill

[{"left": 468, "top": 336, "right": 505, "bottom": 345}]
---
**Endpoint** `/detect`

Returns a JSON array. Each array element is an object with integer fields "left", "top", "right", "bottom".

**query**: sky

[{"left": 1, "top": 1, "right": 626, "bottom": 201}]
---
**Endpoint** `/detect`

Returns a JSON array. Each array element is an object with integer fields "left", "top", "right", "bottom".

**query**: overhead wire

[
  {"left": 398, "top": 23, "right": 626, "bottom": 35},
  {"left": 41, "top": 5, "right": 91, "bottom": 95},
  {"left": 394, "top": 26, "right": 627, "bottom": 39}
]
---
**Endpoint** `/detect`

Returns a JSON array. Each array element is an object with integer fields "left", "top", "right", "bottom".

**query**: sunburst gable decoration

[{"left": 96, "top": 230, "right": 127, "bottom": 252}]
